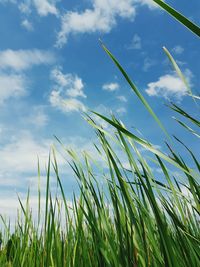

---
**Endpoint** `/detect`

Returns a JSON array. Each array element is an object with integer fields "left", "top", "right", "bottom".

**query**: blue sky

[{"left": 0, "top": 0, "right": 199, "bottom": 220}]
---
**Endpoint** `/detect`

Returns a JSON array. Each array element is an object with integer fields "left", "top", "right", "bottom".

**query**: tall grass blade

[
  {"left": 153, "top": 0, "right": 200, "bottom": 37},
  {"left": 101, "top": 42, "right": 170, "bottom": 141}
]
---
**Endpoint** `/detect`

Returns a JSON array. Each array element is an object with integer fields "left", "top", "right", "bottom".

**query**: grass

[{"left": 0, "top": 1, "right": 200, "bottom": 266}]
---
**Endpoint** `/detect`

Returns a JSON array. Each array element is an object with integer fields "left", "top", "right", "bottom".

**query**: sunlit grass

[{"left": 0, "top": 2, "right": 200, "bottom": 266}]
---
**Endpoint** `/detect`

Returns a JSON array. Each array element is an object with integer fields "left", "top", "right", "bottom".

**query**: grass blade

[{"left": 153, "top": 0, "right": 200, "bottom": 37}]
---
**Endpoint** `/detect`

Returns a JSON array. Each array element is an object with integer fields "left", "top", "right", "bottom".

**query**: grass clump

[{"left": 0, "top": 1, "right": 200, "bottom": 266}]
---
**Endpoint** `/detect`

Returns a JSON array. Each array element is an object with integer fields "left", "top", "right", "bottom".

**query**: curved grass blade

[
  {"left": 189, "top": 94, "right": 200, "bottom": 100},
  {"left": 101, "top": 42, "right": 171, "bottom": 141},
  {"left": 91, "top": 111, "right": 196, "bottom": 176},
  {"left": 170, "top": 104, "right": 200, "bottom": 127},
  {"left": 153, "top": 0, "right": 200, "bottom": 37},
  {"left": 163, "top": 46, "right": 199, "bottom": 108},
  {"left": 173, "top": 135, "right": 200, "bottom": 172},
  {"left": 173, "top": 117, "right": 200, "bottom": 139},
  {"left": 163, "top": 47, "right": 192, "bottom": 94}
]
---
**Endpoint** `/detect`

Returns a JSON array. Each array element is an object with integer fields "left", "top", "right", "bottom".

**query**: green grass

[{"left": 0, "top": 2, "right": 200, "bottom": 266}]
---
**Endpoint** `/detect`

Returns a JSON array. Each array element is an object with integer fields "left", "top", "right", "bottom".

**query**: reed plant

[{"left": 0, "top": 1, "right": 199, "bottom": 266}]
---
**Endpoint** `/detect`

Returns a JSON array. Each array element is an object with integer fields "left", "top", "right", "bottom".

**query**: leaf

[
  {"left": 153, "top": 0, "right": 200, "bottom": 37},
  {"left": 101, "top": 42, "right": 170, "bottom": 141}
]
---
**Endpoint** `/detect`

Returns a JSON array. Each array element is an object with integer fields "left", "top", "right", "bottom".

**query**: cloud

[
  {"left": 135, "top": 0, "right": 158, "bottom": 9},
  {"left": 0, "top": 130, "right": 96, "bottom": 191},
  {"left": 51, "top": 67, "right": 86, "bottom": 98},
  {"left": 172, "top": 45, "right": 184, "bottom": 55},
  {"left": 116, "top": 107, "right": 126, "bottom": 114},
  {"left": 33, "top": 0, "right": 58, "bottom": 16},
  {"left": 102, "top": 82, "right": 119, "bottom": 92},
  {"left": 49, "top": 92, "right": 87, "bottom": 113},
  {"left": 0, "top": 0, "right": 17, "bottom": 3},
  {"left": 0, "top": 0, "right": 58, "bottom": 16},
  {"left": 49, "top": 67, "right": 87, "bottom": 113},
  {"left": 24, "top": 106, "right": 49, "bottom": 127},
  {"left": 117, "top": 95, "right": 127, "bottom": 102},
  {"left": 0, "top": 49, "right": 55, "bottom": 71},
  {"left": 145, "top": 70, "right": 192, "bottom": 100},
  {"left": 143, "top": 57, "right": 156, "bottom": 71},
  {"left": 126, "top": 34, "right": 141, "bottom": 49},
  {"left": 19, "top": 2, "right": 31, "bottom": 14},
  {"left": 0, "top": 131, "right": 51, "bottom": 174},
  {"left": 21, "top": 19, "right": 34, "bottom": 31},
  {"left": 0, "top": 50, "right": 54, "bottom": 106},
  {"left": 56, "top": 0, "right": 137, "bottom": 47},
  {"left": 0, "top": 73, "right": 27, "bottom": 105},
  {"left": 18, "top": 0, "right": 58, "bottom": 16}
]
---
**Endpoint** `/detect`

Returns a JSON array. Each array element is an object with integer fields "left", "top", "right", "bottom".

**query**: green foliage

[{"left": 0, "top": 1, "right": 200, "bottom": 266}]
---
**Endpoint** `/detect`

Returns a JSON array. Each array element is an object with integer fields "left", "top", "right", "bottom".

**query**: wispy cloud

[
  {"left": 0, "top": 0, "right": 17, "bottom": 4},
  {"left": 18, "top": 0, "right": 58, "bottom": 16},
  {"left": 172, "top": 45, "right": 184, "bottom": 55},
  {"left": 0, "top": 0, "right": 59, "bottom": 16},
  {"left": 116, "top": 107, "right": 126, "bottom": 114},
  {"left": 21, "top": 19, "right": 34, "bottom": 31},
  {"left": 24, "top": 106, "right": 49, "bottom": 127},
  {"left": 102, "top": 82, "right": 119, "bottom": 92},
  {"left": 116, "top": 95, "right": 127, "bottom": 102},
  {"left": 0, "top": 49, "right": 55, "bottom": 71},
  {"left": 145, "top": 70, "right": 192, "bottom": 100},
  {"left": 33, "top": 0, "right": 58, "bottom": 16},
  {"left": 49, "top": 67, "right": 87, "bottom": 113},
  {"left": 19, "top": 2, "right": 31, "bottom": 14},
  {"left": 49, "top": 92, "right": 87, "bottom": 113},
  {"left": 0, "top": 73, "right": 27, "bottom": 105},
  {"left": 143, "top": 57, "right": 156, "bottom": 71},
  {"left": 0, "top": 131, "right": 51, "bottom": 173},
  {"left": 126, "top": 34, "right": 141, "bottom": 50},
  {"left": 135, "top": 0, "right": 158, "bottom": 9}
]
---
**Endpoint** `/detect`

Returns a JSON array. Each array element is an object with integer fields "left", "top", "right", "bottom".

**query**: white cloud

[
  {"left": 0, "top": 0, "right": 58, "bottom": 16},
  {"left": 145, "top": 71, "right": 192, "bottom": 100},
  {"left": 51, "top": 67, "right": 86, "bottom": 98},
  {"left": 21, "top": 19, "right": 34, "bottom": 31},
  {"left": 33, "top": 0, "right": 58, "bottom": 16},
  {"left": 0, "top": 131, "right": 51, "bottom": 173},
  {"left": 56, "top": 0, "right": 136, "bottom": 47},
  {"left": 0, "top": 1, "right": 158, "bottom": 46},
  {"left": 116, "top": 107, "right": 126, "bottom": 114},
  {"left": 18, "top": 0, "right": 58, "bottom": 16},
  {"left": 0, "top": 73, "right": 27, "bottom": 105},
  {"left": 172, "top": 45, "right": 184, "bottom": 55},
  {"left": 49, "top": 67, "right": 87, "bottom": 113},
  {"left": 19, "top": 2, "right": 31, "bottom": 14},
  {"left": 0, "top": 129, "right": 84, "bottom": 191},
  {"left": 117, "top": 95, "right": 127, "bottom": 102},
  {"left": 0, "top": 49, "right": 55, "bottom": 71},
  {"left": 102, "top": 82, "right": 119, "bottom": 92},
  {"left": 25, "top": 106, "right": 49, "bottom": 127},
  {"left": 126, "top": 34, "right": 141, "bottom": 49},
  {"left": 136, "top": 0, "right": 158, "bottom": 9},
  {"left": 49, "top": 91, "right": 87, "bottom": 113}
]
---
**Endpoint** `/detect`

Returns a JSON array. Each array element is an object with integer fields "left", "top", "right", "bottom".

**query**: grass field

[{"left": 0, "top": 1, "right": 200, "bottom": 266}]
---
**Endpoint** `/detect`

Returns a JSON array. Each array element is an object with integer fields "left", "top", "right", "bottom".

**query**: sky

[{"left": 0, "top": 0, "right": 199, "bottom": 222}]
